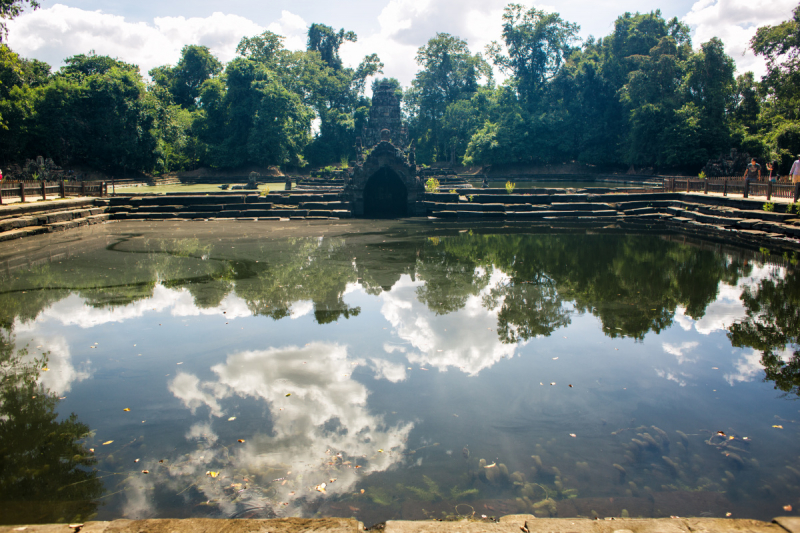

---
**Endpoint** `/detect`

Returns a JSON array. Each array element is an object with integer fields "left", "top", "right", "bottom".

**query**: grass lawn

[{"left": 112, "top": 183, "right": 291, "bottom": 194}]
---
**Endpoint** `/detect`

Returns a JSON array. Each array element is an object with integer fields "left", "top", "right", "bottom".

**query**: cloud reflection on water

[{"left": 139, "top": 342, "right": 416, "bottom": 518}]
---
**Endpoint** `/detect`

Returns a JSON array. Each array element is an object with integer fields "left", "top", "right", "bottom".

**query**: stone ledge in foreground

[{"left": 3, "top": 516, "right": 800, "bottom": 533}]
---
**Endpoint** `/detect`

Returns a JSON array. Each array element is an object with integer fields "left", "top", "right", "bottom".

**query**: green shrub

[
  {"left": 425, "top": 178, "right": 440, "bottom": 193},
  {"left": 698, "top": 171, "right": 707, "bottom": 179},
  {"left": 763, "top": 202, "right": 775, "bottom": 212},
  {"left": 505, "top": 181, "right": 516, "bottom": 193}
]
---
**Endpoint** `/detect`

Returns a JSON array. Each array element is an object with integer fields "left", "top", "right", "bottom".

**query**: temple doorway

[{"left": 363, "top": 168, "right": 408, "bottom": 217}]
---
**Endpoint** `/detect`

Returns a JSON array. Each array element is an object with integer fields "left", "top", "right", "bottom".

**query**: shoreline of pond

[
  {"left": 1, "top": 191, "right": 800, "bottom": 255},
  {"left": 1, "top": 515, "right": 798, "bottom": 533}
]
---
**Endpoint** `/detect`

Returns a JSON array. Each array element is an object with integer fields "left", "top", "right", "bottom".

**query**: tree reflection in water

[
  {"left": 0, "top": 329, "right": 103, "bottom": 525},
  {"left": 728, "top": 268, "right": 800, "bottom": 398}
]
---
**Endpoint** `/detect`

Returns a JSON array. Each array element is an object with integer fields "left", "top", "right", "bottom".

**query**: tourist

[
  {"left": 743, "top": 158, "right": 761, "bottom": 181},
  {"left": 766, "top": 160, "right": 779, "bottom": 182},
  {"left": 791, "top": 155, "right": 800, "bottom": 184}
]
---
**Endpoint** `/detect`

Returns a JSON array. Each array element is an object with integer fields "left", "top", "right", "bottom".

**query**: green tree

[
  {"left": 407, "top": 33, "right": 490, "bottom": 163},
  {"left": 488, "top": 4, "right": 579, "bottom": 105},
  {"left": 0, "top": 334, "right": 103, "bottom": 524},
  {"left": 307, "top": 23, "right": 357, "bottom": 70}
]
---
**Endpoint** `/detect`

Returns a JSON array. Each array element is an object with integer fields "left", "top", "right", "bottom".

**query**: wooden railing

[
  {"left": 0, "top": 180, "right": 108, "bottom": 205},
  {"left": 664, "top": 178, "right": 800, "bottom": 202}
]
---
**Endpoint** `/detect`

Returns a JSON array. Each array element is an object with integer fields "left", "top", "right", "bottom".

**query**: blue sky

[{"left": 6, "top": 0, "right": 797, "bottom": 87}]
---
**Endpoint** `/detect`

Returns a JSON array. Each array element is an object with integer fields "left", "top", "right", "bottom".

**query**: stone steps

[{"left": 0, "top": 199, "right": 111, "bottom": 242}]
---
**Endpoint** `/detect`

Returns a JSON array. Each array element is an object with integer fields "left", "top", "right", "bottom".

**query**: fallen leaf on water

[
  {"left": 569, "top": 433, "right": 577, "bottom": 438},
  {"left": 773, "top": 425, "right": 784, "bottom": 429},
  {"left": 717, "top": 431, "right": 726, "bottom": 436},
  {"left": 206, "top": 471, "right": 219, "bottom": 478},
  {"left": 552, "top": 357, "right": 558, "bottom": 360},
  {"left": 315, "top": 483, "right": 327, "bottom": 493},
  {"left": 420, "top": 367, "right": 429, "bottom": 371},
  {"left": 123, "top": 408, "right": 131, "bottom": 411},
  {"left": 568, "top": 384, "right": 573, "bottom": 388},
  {"left": 289, "top": 491, "right": 295, "bottom": 495},
  {"left": 360, "top": 489, "right": 365, "bottom": 494},
  {"left": 784, "top": 505, "right": 792, "bottom": 512},
  {"left": 238, "top": 439, "right": 245, "bottom": 443},
  {"left": 285, "top": 393, "right": 291, "bottom": 397},
  {"left": 177, "top": 362, "right": 183, "bottom": 365},
  {"left": 228, "top": 416, "right": 236, "bottom": 421},
  {"left": 378, "top": 449, "right": 384, "bottom": 453},
  {"left": 102, "top": 440, "right": 113, "bottom": 445},
  {"left": 134, "top": 458, "right": 140, "bottom": 463},
  {"left": 89, "top": 448, "right": 95, "bottom": 453},
  {"left": 485, "top": 462, "right": 497, "bottom": 468},
  {"left": 728, "top": 436, "right": 735, "bottom": 440},
  {"left": 329, "top": 478, "right": 337, "bottom": 483},
  {"left": 355, "top": 465, "right": 362, "bottom": 469},
  {"left": 726, "top": 512, "right": 732, "bottom": 517},
  {"left": 550, "top": 382, "right": 556, "bottom": 386},
  {"left": 281, "top": 479, "right": 287, "bottom": 485},
  {"left": 42, "top": 367, "right": 49, "bottom": 371},
  {"left": 141, "top": 470, "right": 149, "bottom": 474}
]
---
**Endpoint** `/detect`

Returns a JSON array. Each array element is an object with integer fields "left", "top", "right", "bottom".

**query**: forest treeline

[{"left": 1, "top": 3, "right": 799, "bottom": 175}]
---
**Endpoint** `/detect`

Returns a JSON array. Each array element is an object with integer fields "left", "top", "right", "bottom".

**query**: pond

[{"left": 0, "top": 220, "right": 798, "bottom": 526}]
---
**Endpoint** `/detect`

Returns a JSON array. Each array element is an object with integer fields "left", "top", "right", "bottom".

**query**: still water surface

[{"left": 0, "top": 221, "right": 798, "bottom": 525}]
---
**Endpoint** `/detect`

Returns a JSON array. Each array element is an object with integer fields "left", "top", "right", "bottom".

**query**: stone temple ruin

[{"left": 346, "top": 81, "right": 423, "bottom": 217}]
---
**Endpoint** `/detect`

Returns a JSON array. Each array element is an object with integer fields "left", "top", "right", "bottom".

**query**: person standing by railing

[
  {"left": 767, "top": 160, "right": 779, "bottom": 182},
  {"left": 791, "top": 155, "right": 800, "bottom": 184},
  {"left": 744, "top": 158, "right": 761, "bottom": 181}
]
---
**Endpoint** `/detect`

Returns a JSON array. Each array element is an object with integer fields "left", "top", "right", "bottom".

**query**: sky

[{"left": 5, "top": 0, "right": 798, "bottom": 88}]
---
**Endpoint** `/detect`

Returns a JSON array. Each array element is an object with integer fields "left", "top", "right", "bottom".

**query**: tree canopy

[{"left": 1, "top": 3, "right": 799, "bottom": 175}]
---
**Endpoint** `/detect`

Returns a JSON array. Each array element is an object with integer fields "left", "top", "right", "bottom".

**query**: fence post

[
  {"left": 704, "top": 180, "right": 709, "bottom": 194},
  {"left": 60, "top": 180, "right": 66, "bottom": 198},
  {"left": 81, "top": 181, "right": 86, "bottom": 196},
  {"left": 767, "top": 181, "right": 773, "bottom": 201},
  {"left": 102, "top": 181, "right": 106, "bottom": 197},
  {"left": 723, "top": 180, "right": 728, "bottom": 197},
  {"left": 743, "top": 179, "right": 749, "bottom": 199},
  {"left": 19, "top": 182, "right": 25, "bottom": 202},
  {"left": 41, "top": 180, "right": 46, "bottom": 200},
  {"left": 794, "top": 182, "right": 800, "bottom": 203}
]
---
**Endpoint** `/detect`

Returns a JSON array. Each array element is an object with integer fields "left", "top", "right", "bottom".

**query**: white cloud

[
  {"left": 724, "top": 346, "right": 793, "bottom": 385},
  {"left": 18, "top": 284, "right": 252, "bottom": 330},
  {"left": 663, "top": 341, "right": 699, "bottom": 364},
  {"left": 16, "top": 335, "right": 92, "bottom": 395},
  {"left": 675, "top": 263, "right": 783, "bottom": 336},
  {"left": 684, "top": 0, "right": 797, "bottom": 77},
  {"left": 156, "top": 342, "right": 413, "bottom": 517},
  {"left": 655, "top": 368, "right": 688, "bottom": 387},
  {"left": 380, "top": 271, "right": 517, "bottom": 375},
  {"left": 7, "top": 4, "right": 265, "bottom": 76}
]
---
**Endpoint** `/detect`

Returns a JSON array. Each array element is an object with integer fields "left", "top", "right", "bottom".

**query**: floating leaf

[
  {"left": 726, "top": 512, "right": 732, "bottom": 517},
  {"left": 550, "top": 382, "right": 556, "bottom": 386},
  {"left": 89, "top": 448, "right": 95, "bottom": 453},
  {"left": 238, "top": 439, "right": 245, "bottom": 443},
  {"left": 485, "top": 462, "right": 497, "bottom": 468},
  {"left": 378, "top": 449, "right": 384, "bottom": 453},
  {"left": 228, "top": 416, "right": 236, "bottom": 421},
  {"left": 141, "top": 470, "right": 149, "bottom": 474},
  {"left": 123, "top": 408, "right": 131, "bottom": 412},
  {"left": 206, "top": 471, "right": 219, "bottom": 478},
  {"left": 716, "top": 431, "right": 726, "bottom": 436},
  {"left": 329, "top": 478, "right": 337, "bottom": 483},
  {"left": 315, "top": 483, "right": 327, "bottom": 493},
  {"left": 773, "top": 425, "right": 783, "bottom": 429},
  {"left": 569, "top": 433, "right": 577, "bottom": 438},
  {"left": 102, "top": 441, "right": 113, "bottom": 445},
  {"left": 285, "top": 393, "right": 291, "bottom": 397},
  {"left": 360, "top": 489, "right": 365, "bottom": 494},
  {"left": 784, "top": 505, "right": 793, "bottom": 512},
  {"left": 42, "top": 367, "right": 50, "bottom": 372},
  {"left": 134, "top": 458, "right": 140, "bottom": 463},
  {"left": 568, "top": 384, "right": 573, "bottom": 388}
]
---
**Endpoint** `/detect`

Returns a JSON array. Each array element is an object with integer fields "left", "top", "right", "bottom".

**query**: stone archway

[
  {"left": 363, "top": 168, "right": 408, "bottom": 217},
  {"left": 346, "top": 140, "right": 422, "bottom": 217}
]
